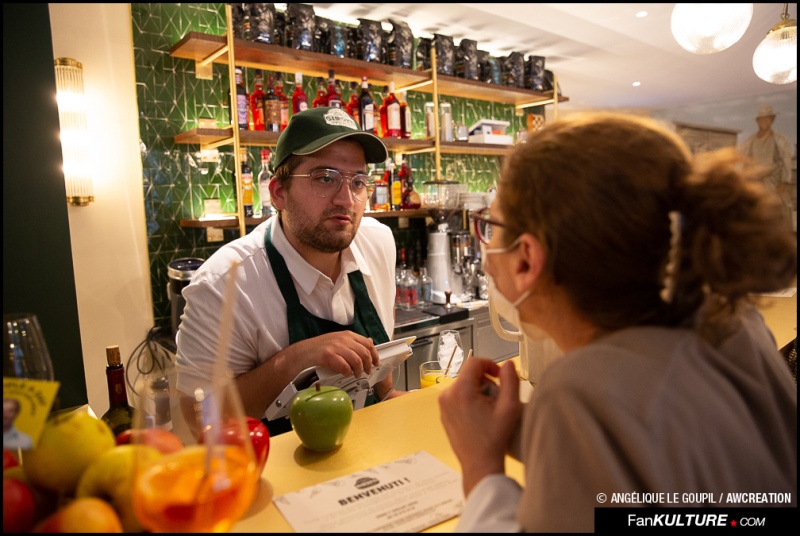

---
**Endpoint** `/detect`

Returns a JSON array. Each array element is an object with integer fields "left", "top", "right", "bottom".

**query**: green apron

[{"left": 263, "top": 221, "right": 389, "bottom": 436}]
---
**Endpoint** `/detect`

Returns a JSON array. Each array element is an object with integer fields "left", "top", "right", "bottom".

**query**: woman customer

[{"left": 439, "top": 113, "right": 797, "bottom": 532}]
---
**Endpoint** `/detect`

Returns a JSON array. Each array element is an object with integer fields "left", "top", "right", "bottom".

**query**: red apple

[
  {"left": 123, "top": 428, "right": 183, "bottom": 454},
  {"left": 199, "top": 417, "right": 270, "bottom": 479},
  {"left": 4, "top": 476, "right": 36, "bottom": 532},
  {"left": 3, "top": 449, "right": 19, "bottom": 470}
]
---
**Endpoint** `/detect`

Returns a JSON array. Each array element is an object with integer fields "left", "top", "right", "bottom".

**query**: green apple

[
  {"left": 76, "top": 444, "right": 162, "bottom": 532},
  {"left": 289, "top": 382, "right": 353, "bottom": 452},
  {"left": 22, "top": 410, "right": 116, "bottom": 496}
]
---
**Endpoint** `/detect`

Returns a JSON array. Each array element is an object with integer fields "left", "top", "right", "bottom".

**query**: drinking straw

[{"left": 443, "top": 344, "right": 458, "bottom": 377}]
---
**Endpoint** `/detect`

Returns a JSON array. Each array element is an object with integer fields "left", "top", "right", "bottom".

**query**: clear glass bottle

[
  {"left": 101, "top": 345, "right": 136, "bottom": 437},
  {"left": 418, "top": 265, "right": 433, "bottom": 307},
  {"left": 424, "top": 102, "right": 436, "bottom": 138},
  {"left": 403, "top": 266, "right": 419, "bottom": 310},
  {"left": 395, "top": 264, "right": 405, "bottom": 308}
]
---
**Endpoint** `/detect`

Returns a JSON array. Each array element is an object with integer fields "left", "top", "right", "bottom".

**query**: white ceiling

[{"left": 307, "top": 3, "right": 797, "bottom": 111}]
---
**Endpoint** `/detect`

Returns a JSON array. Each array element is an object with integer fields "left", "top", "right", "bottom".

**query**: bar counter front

[{"left": 234, "top": 290, "right": 796, "bottom": 532}]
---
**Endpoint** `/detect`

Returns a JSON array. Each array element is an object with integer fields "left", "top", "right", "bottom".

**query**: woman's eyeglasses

[
  {"left": 469, "top": 207, "right": 507, "bottom": 245},
  {"left": 289, "top": 168, "right": 373, "bottom": 201}
]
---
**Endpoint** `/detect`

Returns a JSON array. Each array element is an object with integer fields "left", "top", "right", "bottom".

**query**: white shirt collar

[{"left": 269, "top": 217, "right": 371, "bottom": 296}]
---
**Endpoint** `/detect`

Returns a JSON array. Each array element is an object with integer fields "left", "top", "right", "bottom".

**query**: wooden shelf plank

[{"left": 439, "top": 141, "right": 514, "bottom": 156}]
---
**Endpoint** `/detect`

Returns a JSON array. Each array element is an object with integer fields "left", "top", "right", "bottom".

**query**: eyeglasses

[
  {"left": 289, "top": 168, "right": 372, "bottom": 201},
  {"left": 470, "top": 207, "right": 507, "bottom": 245}
]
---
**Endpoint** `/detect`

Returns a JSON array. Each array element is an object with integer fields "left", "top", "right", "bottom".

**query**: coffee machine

[{"left": 420, "top": 180, "right": 461, "bottom": 305}]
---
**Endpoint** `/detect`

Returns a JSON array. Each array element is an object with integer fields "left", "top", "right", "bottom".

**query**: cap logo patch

[{"left": 323, "top": 108, "right": 358, "bottom": 130}]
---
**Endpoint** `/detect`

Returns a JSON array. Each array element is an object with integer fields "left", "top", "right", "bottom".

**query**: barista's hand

[
  {"left": 292, "top": 330, "right": 380, "bottom": 378},
  {"left": 439, "top": 357, "right": 522, "bottom": 496}
]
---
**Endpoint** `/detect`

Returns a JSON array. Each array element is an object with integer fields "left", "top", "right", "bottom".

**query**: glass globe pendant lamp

[
  {"left": 752, "top": 3, "right": 797, "bottom": 84},
  {"left": 671, "top": 4, "right": 753, "bottom": 54}
]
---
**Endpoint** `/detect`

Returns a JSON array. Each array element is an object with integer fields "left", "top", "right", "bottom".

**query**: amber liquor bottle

[
  {"left": 250, "top": 69, "right": 266, "bottom": 131},
  {"left": 274, "top": 74, "right": 290, "bottom": 132},
  {"left": 101, "top": 345, "right": 136, "bottom": 437},
  {"left": 263, "top": 75, "right": 281, "bottom": 133}
]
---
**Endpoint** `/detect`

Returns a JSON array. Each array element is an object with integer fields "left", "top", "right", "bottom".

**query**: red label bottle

[{"left": 292, "top": 72, "right": 309, "bottom": 114}]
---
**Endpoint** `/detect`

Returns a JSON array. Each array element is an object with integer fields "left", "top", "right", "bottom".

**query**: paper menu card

[{"left": 272, "top": 450, "right": 463, "bottom": 533}]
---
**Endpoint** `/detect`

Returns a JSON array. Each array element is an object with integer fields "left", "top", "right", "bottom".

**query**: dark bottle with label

[
  {"left": 263, "top": 75, "right": 281, "bottom": 132},
  {"left": 240, "top": 148, "right": 254, "bottom": 218},
  {"left": 234, "top": 66, "right": 250, "bottom": 130},
  {"left": 274, "top": 74, "right": 290, "bottom": 132},
  {"left": 399, "top": 90, "right": 412, "bottom": 139},
  {"left": 101, "top": 345, "right": 136, "bottom": 437},
  {"left": 346, "top": 81, "right": 360, "bottom": 119},
  {"left": 357, "top": 76, "right": 376, "bottom": 134}
]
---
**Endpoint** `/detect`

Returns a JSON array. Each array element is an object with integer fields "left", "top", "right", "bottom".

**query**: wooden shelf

[
  {"left": 169, "top": 32, "right": 569, "bottom": 106},
  {"left": 439, "top": 141, "right": 514, "bottom": 156},
  {"left": 180, "top": 210, "right": 427, "bottom": 229},
  {"left": 174, "top": 128, "right": 280, "bottom": 147},
  {"left": 170, "top": 32, "right": 430, "bottom": 89}
]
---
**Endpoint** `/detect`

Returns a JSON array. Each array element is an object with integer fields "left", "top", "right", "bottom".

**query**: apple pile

[{"left": 3, "top": 410, "right": 270, "bottom": 533}]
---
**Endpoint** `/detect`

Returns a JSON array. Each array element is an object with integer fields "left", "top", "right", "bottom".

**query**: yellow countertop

[
  {"left": 233, "top": 294, "right": 795, "bottom": 532},
  {"left": 234, "top": 374, "right": 526, "bottom": 533}
]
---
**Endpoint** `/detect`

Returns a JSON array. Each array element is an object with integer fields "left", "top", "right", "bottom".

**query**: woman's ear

[
  {"left": 514, "top": 233, "right": 545, "bottom": 292},
  {"left": 269, "top": 178, "right": 286, "bottom": 211}
]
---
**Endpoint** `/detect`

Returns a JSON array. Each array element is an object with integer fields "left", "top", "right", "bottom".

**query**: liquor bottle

[
  {"left": 376, "top": 85, "right": 387, "bottom": 136},
  {"left": 234, "top": 66, "right": 249, "bottom": 130},
  {"left": 403, "top": 265, "right": 419, "bottom": 310},
  {"left": 395, "top": 263, "right": 405, "bottom": 307},
  {"left": 250, "top": 69, "right": 266, "bottom": 131},
  {"left": 399, "top": 90, "right": 412, "bottom": 139},
  {"left": 357, "top": 76, "right": 376, "bottom": 134},
  {"left": 101, "top": 345, "right": 136, "bottom": 437},
  {"left": 263, "top": 75, "right": 281, "bottom": 132},
  {"left": 371, "top": 164, "right": 390, "bottom": 211},
  {"left": 380, "top": 81, "right": 401, "bottom": 138},
  {"left": 418, "top": 265, "right": 433, "bottom": 307},
  {"left": 399, "top": 156, "right": 421, "bottom": 209},
  {"left": 345, "top": 81, "right": 359, "bottom": 119},
  {"left": 291, "top": 72, "right": 309, "bottom": 114},
  {"left": 312, "top": 76, "right": 327, "bottom": 108},
  {"left": 274, "top": 74, "right": 290, "bottom": 132},
  {"left": 388, "top": 156, "right": 402, "bottom": 210},
  {"left": 325, "top": 69, "right": 343, "bottom": 108},
  {"left": 240, "top": 148, "right": 254, "bottom": 218},
  {"left": 258, "top": 148, "right": 275, "bottom": 218}
]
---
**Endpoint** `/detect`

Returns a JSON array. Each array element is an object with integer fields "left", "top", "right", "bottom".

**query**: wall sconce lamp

[
  {"left": 54, "top": 58, "right": 94, "bottom": 206},
  {"left": 671, "top": 4, "right": 753, "bottom": 55},
  {"left": 752, "top": 3, "right": 797, "bottom": 85}
]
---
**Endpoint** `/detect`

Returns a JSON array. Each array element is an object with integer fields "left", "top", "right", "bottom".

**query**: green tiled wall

[{"left": 131, "top": 3, "right": 539, "bottom": 327}]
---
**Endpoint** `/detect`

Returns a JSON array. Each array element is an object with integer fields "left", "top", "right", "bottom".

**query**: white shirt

[{"left": 175, "top": 215, "right": 397, "bottom": 415}]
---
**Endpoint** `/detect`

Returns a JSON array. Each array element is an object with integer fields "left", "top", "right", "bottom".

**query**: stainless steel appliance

[{"left": 421, "top": 180, "right": 461, "bottom": 304}]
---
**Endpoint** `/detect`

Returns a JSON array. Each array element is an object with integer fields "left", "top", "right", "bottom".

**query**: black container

[{"left": 167, "top": 257, "right": 205, "bottom": 337}]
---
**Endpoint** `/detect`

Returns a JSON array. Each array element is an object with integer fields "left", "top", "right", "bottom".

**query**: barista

[{"left": 175, "top": 107, "right": 407, "bottom": 435}]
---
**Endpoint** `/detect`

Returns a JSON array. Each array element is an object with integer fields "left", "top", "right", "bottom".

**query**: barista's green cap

[{"left": 272, "top": 107, "right": 388, "bottom": 171}]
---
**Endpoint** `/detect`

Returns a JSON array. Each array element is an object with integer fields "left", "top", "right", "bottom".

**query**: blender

[{"left": 420, "top": 180, "right": 461, "bottom": 305}]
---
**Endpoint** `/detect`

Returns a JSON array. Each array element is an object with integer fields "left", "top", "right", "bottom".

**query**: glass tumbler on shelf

[{"left": 131, "top": 374, "right": 259, "bottom": 533}]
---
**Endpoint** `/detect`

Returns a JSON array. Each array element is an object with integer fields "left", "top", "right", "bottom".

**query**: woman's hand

[{"left": 438, "top": 357, "right": 522, "bottom": 495}]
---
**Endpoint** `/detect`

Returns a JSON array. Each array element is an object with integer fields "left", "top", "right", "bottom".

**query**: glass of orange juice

[
  {"left": 131, "top": 375, "right": 258, "bottom": 533},
  {"left": 419, "top": 361, "right": 445, "bottom": 389}
]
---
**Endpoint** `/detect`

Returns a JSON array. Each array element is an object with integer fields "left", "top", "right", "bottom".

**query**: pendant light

[
  {"left": 671, "top": 4, "right": 753, "bottom": 55},
  {"left": 752, "top": 3, "right": 797, "bottom": 85}
]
